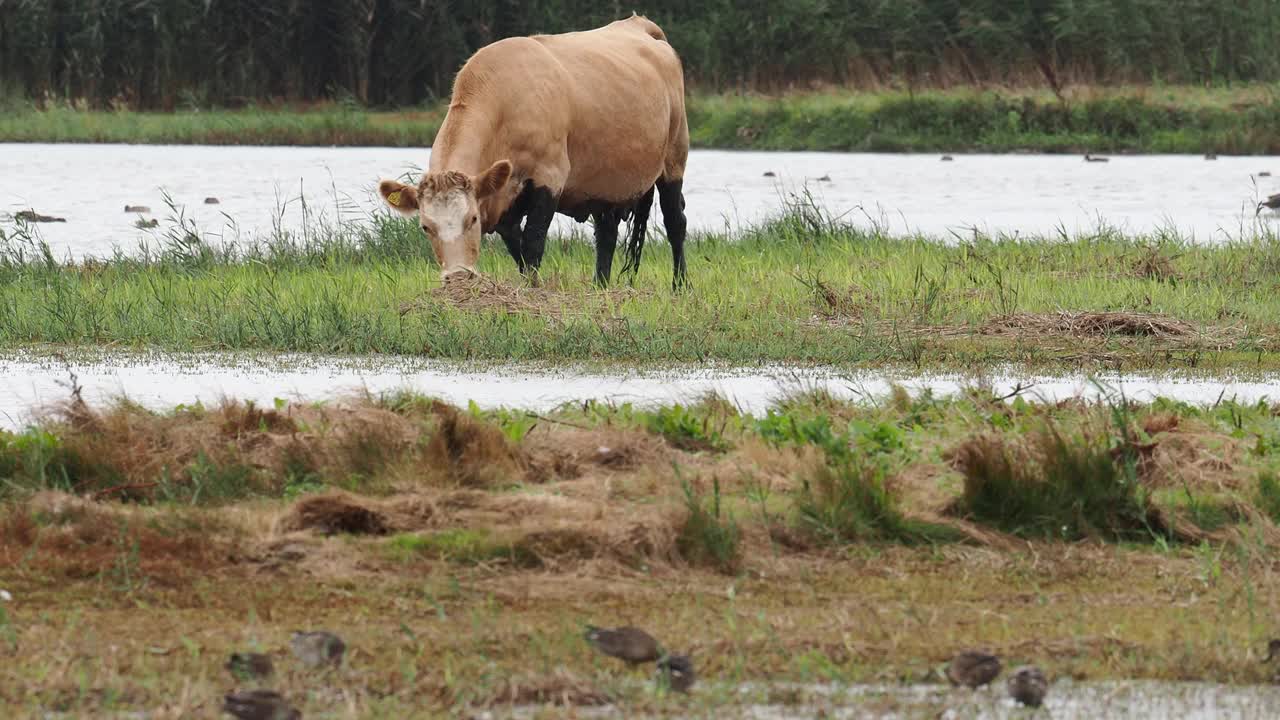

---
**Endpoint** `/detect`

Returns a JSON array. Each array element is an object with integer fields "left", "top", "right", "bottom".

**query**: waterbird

[
  {"left": 1257, "top": 193, "right": 1280, "bottom": 216},
  {"left": 1260, "top": 171, "right": 1273, "bottom": 177},
  {"left": 584, "top": 624, "right": 662, "bottom": 665},
  {"left": 1084, "top": 153, "right": 1109, "bottom": 163},
  {"left": 14, "top": 209, "right": 65, "bottom": 223},
  {"left": 1262, "top": 638, "right": 1280, "bottom": 663},
  {"left": 134, "top": 218, "right": 159, "bottom": 229},
  {"left": 946, "top": 650, "right": 1002, "bottom": 688},
  {"left": 763, "top": 171, "right": 776, "bottom": 177},
  {"left": 221, "top": 689, "right": 300, "bottom": 720},
  {"left": 124, "top": 205, "right": 151, "bottom": 213},
  {"left": 1006, "top": 665, "right": 1048, "bottom": 707},
  {"left": 226, "top": 652, "right": 274, "bottom": 682},
  {"left": 656, "top": 654, "right": 696, "bottom": 693},
  {"left": 941, "top": 155, "right": 954, "bottom": 162},
  {"left": 289, "top": 630, "right": 345, "bottom": 669},
  {"left": 817, "top": 174, "right": 832, "bottom": 182},
  {"left": 204, "top": 196, "right": 222, "bottom": 204},
  {"left": 1204, "top": 153, "right": 1218, "bottom": 160}
]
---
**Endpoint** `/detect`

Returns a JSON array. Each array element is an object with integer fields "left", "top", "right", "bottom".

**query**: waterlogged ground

[
  {"left": 3, "top": 144, "right": 1280, "bottom": 258},
  {"left": 3, "top": 349, "right": 1280, "bottom": 430},
  {"left": 491, "top": 680, "right": 1280, "bottom": 719}
]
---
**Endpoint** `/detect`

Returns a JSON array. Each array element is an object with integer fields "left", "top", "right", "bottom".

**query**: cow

[{"left": 377, "top": 14, "right": 689, "bottom": 289}]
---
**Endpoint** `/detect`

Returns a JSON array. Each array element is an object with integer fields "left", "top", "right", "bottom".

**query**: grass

[
  {"left": 4, "top": 196, "right": 1280, "bottom": 374},
  {"left": 6, "top": 388, "right": 1280, "bottom": 715},
  {"left": 5, "top": 86, "right": 1280, "bottom": 153}
]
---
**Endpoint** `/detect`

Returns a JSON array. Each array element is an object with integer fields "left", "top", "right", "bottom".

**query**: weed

[
  {"left": 1256, "top": 471, "right": 1280, "bottom": 523},
  {"left": 644, "top": 405, "right": 730, "bottom": 453},
  {"left": 677, "top": 473, "right": 742, "bottom": 574}
]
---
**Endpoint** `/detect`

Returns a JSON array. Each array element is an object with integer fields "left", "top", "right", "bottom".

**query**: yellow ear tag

[{"left": 387, "top": 190, "right": 402, "bottom": 206}]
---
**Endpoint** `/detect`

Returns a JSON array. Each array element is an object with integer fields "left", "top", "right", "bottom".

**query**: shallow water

[
  {"left": 2, "top": 350, "right": 1277, "bottom": 430},
  {"left": 488, "top": 680, "right": 1280, "bottom": 720},
  {"left": 2, "top": 144, "right": 1278, "bottom": 259}
]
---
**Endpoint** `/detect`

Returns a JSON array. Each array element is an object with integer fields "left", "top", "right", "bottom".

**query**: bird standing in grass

[
  {"left": 656, "top": 653, "right": 696, "bottom": 693},
  {"left": 1007, "top": 665, "right": 1049, "bottom": 707},
  {"left": 947, "top": 650, "right": 1002, "bottom": 688},
  {"left": 1256, "top": 193, "right": 1280, "bottom": 217},
  {"left": 226, "top": 652, "right": 274, "bottom": 682},
  {"left": 289, "top": 630, "right": 346, "bottom": 669},
  {"left": 222, "top": 689, "right": 300, "bottom": 720},
  {"left": 583, "top": 624, "right": 662, "bottom": 665}
]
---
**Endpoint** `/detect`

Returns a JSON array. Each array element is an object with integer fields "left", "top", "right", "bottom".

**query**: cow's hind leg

[
  {"left": 520, "top": 185, "right": 558, "bottom": 285},
  {"left": 619, "top": 185, "right": 655, "bottom": 282},
  {"left": 656, "top": 178, "right": 688, "bottom": 290},
  {"left": 592, "top": 208, "right": 622, "bottom": 287}
]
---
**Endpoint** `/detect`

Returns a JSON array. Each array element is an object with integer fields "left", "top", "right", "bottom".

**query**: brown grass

[{"left": 983, "top": 311, "right": 1196, "bottom": 339}]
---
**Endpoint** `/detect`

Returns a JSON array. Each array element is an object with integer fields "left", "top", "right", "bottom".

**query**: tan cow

[{"left": 378, "top": 14, "right": 690, "bottom": 288}]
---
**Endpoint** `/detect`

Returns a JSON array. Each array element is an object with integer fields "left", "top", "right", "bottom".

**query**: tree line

[{"left": 2, "top": 0, "right": 1277, "bottom": 109}]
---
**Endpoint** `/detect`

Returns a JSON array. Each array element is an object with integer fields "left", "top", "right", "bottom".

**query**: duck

[
  {"left": 124, "top": 205, "right": 151, "bottom": 213},
  {"left": 656, "top": 653, "right": 696, "bottom": 693},
  {"left": 1257, "top": 193, "right": 1280, "bottom": 216},
  {"left": 1084, "top": 153, "right": 1109, "bottom": 163},
  {"left": 134, "top": 218, "right": 159, "bottom": 229},
  {"left": 221, "top": 689, "right": 300, "bottom": 720},
  {"left": 14, "top": 209, "right": 65, "bottom": 223},
  {"left": 1006, "top": 665, "right": 1049, "bottom": 707},
  {"left": 584, "top": 624, "right": 662, "bottom": 665},
  {"left": 946, "top": 649, "right": 1002, "bottom": 688},
  {"left": 289, "top": 630, "right": 345, "bottom": 669},
  {"left": 941, "top": 155, "right": 954, "bottom": 162},
  {"left": 204, "top": 197, "right": 222, "bottom": 205},
  {"left": 225, "top": 652, "right": 274, "bottom": 682}
]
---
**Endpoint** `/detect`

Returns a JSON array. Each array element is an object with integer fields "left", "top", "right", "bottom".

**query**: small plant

[
  {"left": 677, "top": 473, "right": 741, "bottom": 574},
  {"left": 1256, "top": 471, "right": 1280, "bottom": 523},
  {"left": 644, "top": 405, "right": 729, "bottom": 453},
  {"left": 794, "top": 452, "right": 918, "bottom": 543}
]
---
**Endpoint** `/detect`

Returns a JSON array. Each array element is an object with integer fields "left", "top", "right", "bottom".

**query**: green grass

[
  {"left": 5, "top": 86, "right": 1280, "bottom": 153},
  {"left": 4, "top": 196, "right": 1280, "bottom": 373}
]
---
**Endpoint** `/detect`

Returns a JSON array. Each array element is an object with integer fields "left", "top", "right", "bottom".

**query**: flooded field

[
  {"left": 2, "top": 350, "right": 1278, "bottom": 429},
  {"left": 489, "top": 680, "right": 1280, "bottom": 719},
  {"left": 3, "top": 144, "right": 1279, "bottom": 259}
]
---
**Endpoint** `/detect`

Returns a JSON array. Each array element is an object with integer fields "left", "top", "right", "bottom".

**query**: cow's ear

[
  {"left": 474, "top": 160, "right": 512, "bottom": 200},
  {"left": 379, "top": 180, "right": 419, "bottom": 215}
]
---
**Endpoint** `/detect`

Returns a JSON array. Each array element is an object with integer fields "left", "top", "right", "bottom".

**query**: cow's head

[{"left": 379, "top": 160, "right": 512, "bottom": 278}]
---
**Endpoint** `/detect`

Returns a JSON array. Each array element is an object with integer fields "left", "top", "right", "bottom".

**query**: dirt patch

[{"left": 983, "top": 311, "right": 1196, "bottom": 339}]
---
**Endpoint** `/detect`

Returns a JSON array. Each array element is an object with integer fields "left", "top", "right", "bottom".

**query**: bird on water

[{"left": 1007, "top": 665, "right": 1049, "bottom": 707}]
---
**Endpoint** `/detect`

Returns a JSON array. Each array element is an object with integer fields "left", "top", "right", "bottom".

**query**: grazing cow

[{"left": 377, "top": 14, "right": 690, "bottom": 288}]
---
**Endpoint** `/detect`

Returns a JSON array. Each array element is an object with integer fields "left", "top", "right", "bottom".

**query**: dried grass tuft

[{"left": 277, "top": 492, "right": 390, "bottom": 536}]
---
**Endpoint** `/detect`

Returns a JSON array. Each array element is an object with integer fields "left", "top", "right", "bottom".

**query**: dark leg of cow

[
  {"left": 493, "top": 180, "right": 532, "bottom": 272},
  {"left": 520, "top": 185, "right": 558, "bottom": 284},
  {"left": 494, "top": 221, "right": 525, "bottom": 273},
  {"left": 620, "top": 185, "right": 655, "bottom": 281},
  {"left": 656, "top": 178, "right": 688, "bottom": 290},
  {"left": 592, "top": 209, "right": 621, "bottom": 287}
]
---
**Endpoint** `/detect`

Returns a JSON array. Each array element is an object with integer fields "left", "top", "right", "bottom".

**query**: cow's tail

[{"left": 620, "top": 186, "right": 656, "bottom": 281}]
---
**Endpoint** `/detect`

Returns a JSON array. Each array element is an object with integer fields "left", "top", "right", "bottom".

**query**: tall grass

[
  {"left": 949, "top": 414, "right": 1169, "bottom": 541},
  {"left": 2, "top": 2, "right": 1279, "bottom": 110}
]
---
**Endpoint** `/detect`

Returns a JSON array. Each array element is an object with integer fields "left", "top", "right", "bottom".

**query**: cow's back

[{"left": 536, "top": 18, "right": 688, "bottom": 206}]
